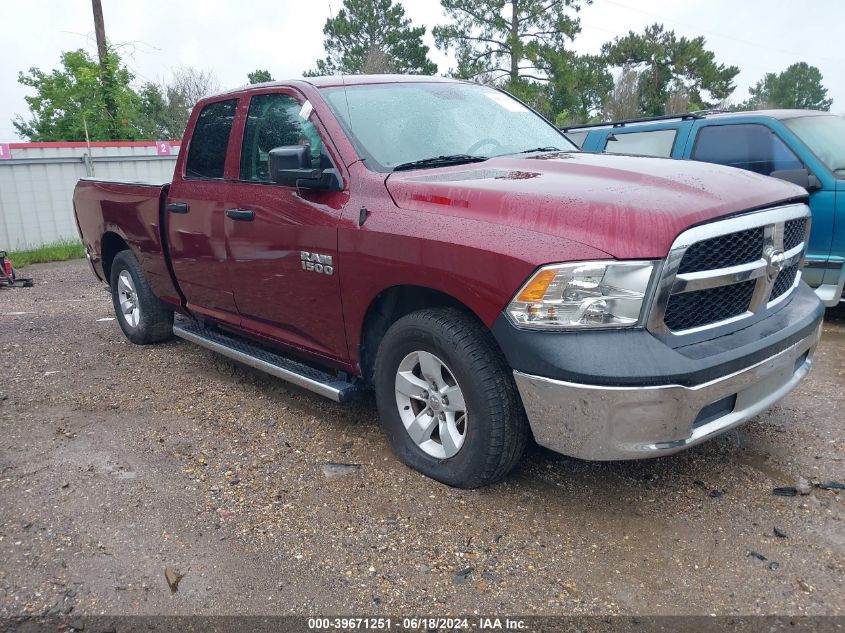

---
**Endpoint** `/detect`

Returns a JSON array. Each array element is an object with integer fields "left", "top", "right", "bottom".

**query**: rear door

[
  {"left": 685, "top": 122, "right": 805, "bottom": 174},
  {"left": 833, "top": 184, "right": 845, "bottom": 286},
  {"left": 224, "top": 88, "right": 350, "bottom": 362},
  {"left": 166, "top": 97, "right": 240, "bottom": 325}
]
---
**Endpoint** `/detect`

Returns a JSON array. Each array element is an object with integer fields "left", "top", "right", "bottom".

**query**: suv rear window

[
  {"left": 604, "top": 129, "right": 676, "bottom": 157},
  {"left": 692, "top": 124, "right": 802, "bottom": 176},
  {"left": 564, "top": 131, "right": 588, "bottom": 148},
  {"left": 186, "top": 99, "right": 238, "bottom": 179}
]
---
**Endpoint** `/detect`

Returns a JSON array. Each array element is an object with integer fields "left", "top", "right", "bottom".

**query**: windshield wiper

[
  {"left": 392, "top": 154, "right": 488, "bottom": 172},
  {"left": 515, "top": 146, "right": 561, "bottom": 154}
]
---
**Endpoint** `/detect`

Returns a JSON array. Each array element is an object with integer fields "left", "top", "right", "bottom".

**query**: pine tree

[
  {"left": 306, "top": 0, "right": 437, "bottom": 76},
  {"left": 602, "top": 23, "right": 739, "bottom": 116}
]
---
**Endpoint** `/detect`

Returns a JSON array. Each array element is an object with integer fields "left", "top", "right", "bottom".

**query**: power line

[{"left": 579, "top": 21, "right": 620, "bottom": 36}]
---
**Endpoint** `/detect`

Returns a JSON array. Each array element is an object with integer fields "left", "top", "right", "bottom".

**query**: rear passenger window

[
  {"left": 185, "top": 99, "right": 237, "bottom": 179},
  {"left": 692, "top": 124, "right": 803, "bottom": 176},
  {"left": 604, "top": 129, "right": 676, "bottom": 157}
]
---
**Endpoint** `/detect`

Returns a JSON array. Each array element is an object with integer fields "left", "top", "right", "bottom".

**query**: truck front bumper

[{"left": 493, "top": 283, "right": 825, "bottom": 461}]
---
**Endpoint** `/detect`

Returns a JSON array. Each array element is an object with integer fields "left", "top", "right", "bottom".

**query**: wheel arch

[
  {"left": 358, "top": 284, "right": 494, "bottom": 385},
  {"left": 100, "top": 231, "right": 130, "bottom": 285}
]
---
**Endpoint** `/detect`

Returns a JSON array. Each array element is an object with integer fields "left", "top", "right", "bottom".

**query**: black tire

[
  {"left": 110, "top": 250, "right": 173, "bottom": 345},
  {"left": 374, "top": 308, "right": 528, "bottom": 488}
]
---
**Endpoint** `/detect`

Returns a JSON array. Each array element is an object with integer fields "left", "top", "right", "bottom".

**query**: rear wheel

[
  {"left": 110, "top": 250, "right": 173, "bottom": 345},
  {"left": 374, "top": 308, "right": 528, "bottom": 488}
]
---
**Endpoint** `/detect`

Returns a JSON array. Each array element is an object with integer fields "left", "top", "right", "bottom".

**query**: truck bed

[{"left": 73, "top": 178, "right": 181, "bottom": 307}]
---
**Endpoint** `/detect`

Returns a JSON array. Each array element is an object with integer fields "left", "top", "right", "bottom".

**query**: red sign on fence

[
  {"left": 0, "top": 143, "right": 10, "bottom": 160},
  {"left": 155, "top": 141, "right": 171, "bottom": 156}
]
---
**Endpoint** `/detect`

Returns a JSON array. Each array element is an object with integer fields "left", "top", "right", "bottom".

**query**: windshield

[
  {"left": 320, "top": 82, "right": 576, "bottom": 171},
  {"left": 784, "top": 114, "right": 845, "bottom": 178}
]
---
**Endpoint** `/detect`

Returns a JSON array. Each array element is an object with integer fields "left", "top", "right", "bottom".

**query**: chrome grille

[
  {"left": 664, "top": 280, "right": 757, "bottom": 331},
  {"left": 677, "top": 227, "right": 764, "bottom": 274},
  {"left": 770, "top": 262, "right": 800, "bottom": 301},
  {"left": 783, "top": 218, "right": 807, "bottom": 251},
  {"left": 648, "top": 204, "right": 810, "bottom": 339}
]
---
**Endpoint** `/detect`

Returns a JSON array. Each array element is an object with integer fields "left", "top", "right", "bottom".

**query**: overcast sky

[{"left": 1, "top": 0, "right": 842, "bottom": 142}]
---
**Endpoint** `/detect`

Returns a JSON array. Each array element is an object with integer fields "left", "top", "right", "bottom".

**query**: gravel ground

[{"left": 0, "top": 259, "right": 843, "bottom": 618}]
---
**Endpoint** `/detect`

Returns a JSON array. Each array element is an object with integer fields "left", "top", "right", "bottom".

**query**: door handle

[
  {"left": 167, "top": 202, "right": 189, "bottom": 214},
  {"left": 226, "top": 208, "right": 255, "bottom": 221}
]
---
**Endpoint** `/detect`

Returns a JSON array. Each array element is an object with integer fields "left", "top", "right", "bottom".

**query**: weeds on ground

[{"left": 6, "top": 239, "right": 85, "bottom": 267}]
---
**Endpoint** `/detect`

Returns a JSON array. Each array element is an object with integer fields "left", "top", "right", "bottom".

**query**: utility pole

[
  {"left": 92, "top": 0, "right": 108, "bottom": 67},
  {"left": 91, "top": 0, "right": 117, "bottom": 137}
]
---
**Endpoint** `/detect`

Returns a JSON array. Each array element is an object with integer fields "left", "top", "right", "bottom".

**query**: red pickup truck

[{"left": 74, "top": 75, "right": 824, "bottom": 488}]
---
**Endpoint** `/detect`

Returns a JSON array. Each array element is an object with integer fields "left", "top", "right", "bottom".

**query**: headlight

[{"left": 506, "top": 261, "right": 656, "bottom": 330}]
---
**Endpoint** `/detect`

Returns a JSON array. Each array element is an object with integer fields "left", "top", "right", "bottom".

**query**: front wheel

[
  {"left": 110, "top": 250, "right": 173, "bottom": 345},
  {"left": 374, "top": 308, "right": 528, "bottom": 488}
]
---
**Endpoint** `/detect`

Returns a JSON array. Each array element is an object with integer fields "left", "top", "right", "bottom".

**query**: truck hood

[{"left": 384, "top": 152, "right": 806, "bottom": 259}]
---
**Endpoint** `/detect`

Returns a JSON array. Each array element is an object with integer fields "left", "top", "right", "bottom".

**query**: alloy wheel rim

[
  {"left": 117, "top": 270, "right": 140, "bottom": 328},
  {"left": 394, "top": 350, "right": 467, "bottom": 459}
]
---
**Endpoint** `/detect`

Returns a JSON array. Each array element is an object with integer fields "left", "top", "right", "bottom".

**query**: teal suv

[{"left": 564, "top": 110, "right": 845, "bottom": 305}]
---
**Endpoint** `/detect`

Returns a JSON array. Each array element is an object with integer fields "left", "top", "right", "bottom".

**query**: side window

[
  {"left": 240, "top": 93, "right": 324, "bottom": 183},
  {"left": 604, "top": 129, "right": 676, "bottom": 157},
  {"left": 564, "top": 131, "right": 588, "bottom": 149},
  {"left": 692, "top": 124, "right": 803, "bottom": 176},
  {"left": 185, "top": 99, "right": 237, "bottom": 179}
]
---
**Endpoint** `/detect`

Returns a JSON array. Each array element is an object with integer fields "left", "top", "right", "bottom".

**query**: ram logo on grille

[{"left": 764, "top": 246, "right": 787, "bottom": 280}]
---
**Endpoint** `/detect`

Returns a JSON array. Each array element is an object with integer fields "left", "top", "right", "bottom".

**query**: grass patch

[{"left": 6, "top": 239, "right": 86, "bottom": 268}]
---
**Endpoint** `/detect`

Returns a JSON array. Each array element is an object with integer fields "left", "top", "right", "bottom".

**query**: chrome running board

[{"left": 173, "top": 321, "right": 362, "bottom": 403}]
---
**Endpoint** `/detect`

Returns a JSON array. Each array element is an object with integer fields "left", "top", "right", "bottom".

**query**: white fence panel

[{"left": 0, "top": 142, "right": 179, "bottom": 250}]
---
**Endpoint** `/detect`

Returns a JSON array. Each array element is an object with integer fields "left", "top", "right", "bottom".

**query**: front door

[
  {"left": 806, "top": 186, "right": 838, "bottom": 286},
  {"left": 825, "top": 184, "right": 845, "bottom": 288},
  {"left": 225, "top": 90, "right": 349, "bottom": 362}
]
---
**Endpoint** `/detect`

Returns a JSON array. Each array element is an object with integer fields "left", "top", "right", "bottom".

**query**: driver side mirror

[
  {"left": 770, "top": 168, "right": 821, "bottom": 192},
  {"left": 269, "top": 144, "right": 342, "bottom": 191}
]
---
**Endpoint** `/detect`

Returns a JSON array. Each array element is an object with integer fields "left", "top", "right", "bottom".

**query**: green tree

[
  {"left": 247, "top": 69, "right": 275, "bottom": 84},
  {"left": 434, "top": 0, "right": 585, "bottom": 85},
  {"left": 548, "top": 52, "right": 613, "bottom": 124},
  {"left": 137, "top": 82, "right": 189, "bottom": 140},
  {"left": 13, "top": 49, "right": 144, "bottom": 141},
  {"left": 138, "top": 67, "right": 220, "bottom": 140},
  {"left": 602, "top": 23, "right": 739, "bottom": 116},
  {"left": 306, "top": 0, "right": 437, "bottom": 75},
  {"left": 136, "top": 82, "right": 169, "bottom": 138},
  {"left": 742, "top": 62, "right": 832, "bottom": 111}
]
